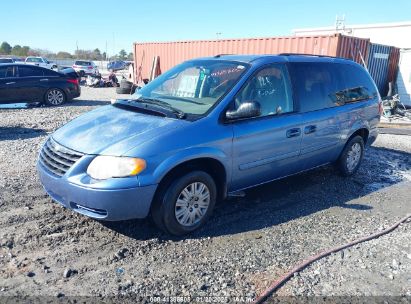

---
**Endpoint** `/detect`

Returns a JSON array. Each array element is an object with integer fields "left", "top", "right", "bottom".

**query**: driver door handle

[
  {"left": 40, "top": 79, "right": 49, "bottom": 82},
  {"left": 286, "top": 128, "right": 301, "bottom": 138},
  {"left": 6, "top": 82, "right": 16, "bottom": 85}
]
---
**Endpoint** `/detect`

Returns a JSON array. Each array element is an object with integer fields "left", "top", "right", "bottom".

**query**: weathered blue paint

[{"left": 37, "top": 55, "right": 380, "bottom": 221}]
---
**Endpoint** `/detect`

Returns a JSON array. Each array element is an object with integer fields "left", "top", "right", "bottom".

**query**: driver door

[{"left": 229, "top": 64, "right": 303, "bottom": 191}]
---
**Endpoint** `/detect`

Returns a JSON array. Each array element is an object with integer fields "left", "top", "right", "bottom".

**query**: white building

[{"left": 293, "top": 21, "right": 411, "bottom": 48}]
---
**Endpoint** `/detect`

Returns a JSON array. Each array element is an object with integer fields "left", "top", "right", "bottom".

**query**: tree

[
  {"left": 118, "top": 49, "right": 127, "bottom": 60},
  {"left": 0, "top": 41, "right": 12, "bottom": 54},
  {"left": 56, "top": 51, "right": 72, "bottom": 59},
  {"left": 92, "top": 48, "right": 102, "bottom": 60},
  {"left": 102, "top": 52, "right": 107, "bottom": 60},
  {"left": 11, "top": 45, "right": 22, "bottom": 55},
  {"left": 21, "top": 46, "right": 30, "bottom": 57},
  {"left": 127, "top": 52, "right": 133, "bottom": 60},
  {"left": 28, "top": 48, "right": 55, "bottom": 58}
]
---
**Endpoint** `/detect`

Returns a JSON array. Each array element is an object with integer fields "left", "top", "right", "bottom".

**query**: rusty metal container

[
  {"left": 133, "top": 34, "right": 370, "bottom": 82},
  {"left": 387, "top": 47, "right": 400, "bottom": 84}
]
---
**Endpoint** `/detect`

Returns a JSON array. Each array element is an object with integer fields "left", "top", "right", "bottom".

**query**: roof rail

[
  {"left": 279, "top": 53, "right": 337, "bottom": 58},
  {"left": 214, "top": 54, "right": 234, "bottom": 58}
]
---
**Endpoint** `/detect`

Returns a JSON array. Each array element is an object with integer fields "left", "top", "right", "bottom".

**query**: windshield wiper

[
  {"left": 157, "top": 95, "right": 207, "bottom": 105},
  {"left": 133, "top": 97, "right": 186, "bottom": 119}
]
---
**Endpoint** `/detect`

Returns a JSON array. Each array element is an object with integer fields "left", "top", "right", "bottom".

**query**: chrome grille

[{"left": 39, "top": 138, "right": 83, "bottom": 177}]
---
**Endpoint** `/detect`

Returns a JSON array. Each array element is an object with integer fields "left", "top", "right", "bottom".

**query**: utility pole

[
  {"left": 105, "top": 41, "right": 108, "bottom": 61},
  {"left": 112, "top": 32, "right": 115, "bottom": 59}
]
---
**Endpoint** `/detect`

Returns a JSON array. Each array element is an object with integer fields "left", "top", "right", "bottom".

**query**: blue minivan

[{"left": 37, "top": 54, "right": 381, "bottom": 235}]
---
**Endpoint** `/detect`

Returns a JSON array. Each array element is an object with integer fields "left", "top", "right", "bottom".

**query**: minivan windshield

[{"left": 132, "top": 60, "right": 248, "bottom": 115}]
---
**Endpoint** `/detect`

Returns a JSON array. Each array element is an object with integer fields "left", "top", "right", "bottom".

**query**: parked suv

[
  {"left": 72, "top": 60, "right": 98, "bottom": 76},
  {"left": 37, "top": 55, "right": 381, "bottom": 235}
]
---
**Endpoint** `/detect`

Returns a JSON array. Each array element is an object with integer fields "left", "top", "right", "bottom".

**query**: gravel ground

[{"left": 0, "top": 87, "right": 410, "bottom": 301}]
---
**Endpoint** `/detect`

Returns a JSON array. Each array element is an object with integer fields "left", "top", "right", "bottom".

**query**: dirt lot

[{"left": 0, "top": 87, "right": 410, "bottom": 301}]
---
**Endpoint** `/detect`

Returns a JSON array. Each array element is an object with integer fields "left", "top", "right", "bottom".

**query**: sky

[{"left": 1, "top": 0, "right": 411, "bottom": 56}]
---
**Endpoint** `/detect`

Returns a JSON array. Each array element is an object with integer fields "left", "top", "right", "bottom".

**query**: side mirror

[{"left": 226, "top": 101, "right": 261, "bottom": 120}]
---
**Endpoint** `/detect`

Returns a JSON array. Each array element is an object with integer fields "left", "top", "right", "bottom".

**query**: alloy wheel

[{"left": 47, "top": 89, "right": 64, "bottom": 105}]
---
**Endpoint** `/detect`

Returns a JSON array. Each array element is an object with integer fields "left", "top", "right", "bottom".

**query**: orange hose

[{"left": 253, "top": 214, "right": 411, "bottom": 304}]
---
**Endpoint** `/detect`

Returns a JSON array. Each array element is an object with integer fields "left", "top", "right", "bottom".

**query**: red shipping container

[{"left": 133, "top": 34, "right": 370, "bottom": 82}]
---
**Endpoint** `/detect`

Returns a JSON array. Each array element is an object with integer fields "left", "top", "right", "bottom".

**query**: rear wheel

[
  {"left": 151, "top": 171, "right": 217, "bottom": 235},
  {"left": 44, "top": 88, "right": 66, "bottom": 106},
  {"left": 337, "top": 135, "right": 364, "bottom": 176}
]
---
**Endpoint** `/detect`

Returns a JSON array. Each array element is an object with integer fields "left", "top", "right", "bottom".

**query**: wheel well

[
  {"left": 155, "top": 158, "right": 227, "bottom": 203},
  {"left": 349, "top": 128, "right": 369, "bottom": 144}
]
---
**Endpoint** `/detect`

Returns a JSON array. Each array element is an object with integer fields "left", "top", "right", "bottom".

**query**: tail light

[
  {"left": 67, "top": 78, "right": 79, "bottom": 85},
  {"left": 88, "top": 66, "right": 93, "bottom": 69}
]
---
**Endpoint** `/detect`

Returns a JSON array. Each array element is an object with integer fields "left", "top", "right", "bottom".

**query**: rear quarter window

[
  {"left": 334, "top": 64, "right": 379, "bottom": 104},
  {"left": 75, "top": 61, "right": 91, "bottom": 66},
  {"left": 291, "top": 62, "right": 378, "bottom": 113}
]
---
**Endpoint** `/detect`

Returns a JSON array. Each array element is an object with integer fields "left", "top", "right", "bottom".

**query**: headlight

[{"left": 87, "top": 156, "right": 146, "bottom": 180}]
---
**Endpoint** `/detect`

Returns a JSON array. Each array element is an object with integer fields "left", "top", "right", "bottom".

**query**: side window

[
  {"left": 43, "top": 69, "right": 59, "bottom": 77},
  {"left": 234, "top": 64, "right": 294, "bottom": 117},
  {"left": 291, "top": 63, "right": 342, "bottom": 112},
  {"left": 335, "top": 64, "right": 378, "bottom": 103},
  {"left": 0, "top": 66, "right": 15, "bottom": 78},
  {"left": 18, "top": 66, "right": 43, "bottom": 77}
]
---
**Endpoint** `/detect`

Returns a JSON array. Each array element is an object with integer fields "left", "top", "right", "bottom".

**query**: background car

[
  {"left": 25, "top": 56, "right": 57, "bottom": 70},
  {"left": 72, "top": 60, "right": 99, "bottom": 77},
  {"left": 0, "top": 64, "right": 80, "bottom": 106},
  {"left": 0, "top": 58, "right": 16, "bottom": 63},
  {"left": 107, "top": 60, "right": 130, "bottom": 71}
]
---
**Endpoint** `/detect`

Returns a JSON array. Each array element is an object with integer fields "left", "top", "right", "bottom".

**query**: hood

[{"left": 52, "top": 105, "right": 187, "bottom": 155}]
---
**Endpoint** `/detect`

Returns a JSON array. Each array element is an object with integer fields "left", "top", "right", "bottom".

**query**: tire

[
  {"left": 79, "top": 70, "right": 85, "bottom": 77},
  {"left": 151, "top": 171, "right": 217, "bottom": 235},
  {"left": 44, "top": 88, "right": 66, "bottom": 106},
  {"left": 116, "top": 86, "right": 131, "bottom": 94},
  {"left": 337, "top": 135, "right": 364, "bottom": 176},
  {"left": 120, "top": 80, "right": 133, "bottom": 90},
  {"left": 130, "top": 85, "right": 137, "bottom": 94}
]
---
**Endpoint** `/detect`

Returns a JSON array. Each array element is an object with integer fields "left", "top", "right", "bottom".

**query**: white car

[
  {"left": 72, "top": 60, "right": 99, "bottom": 76},
  {"left": 25, "top": 57, "right": 57, "bottom": 70}
]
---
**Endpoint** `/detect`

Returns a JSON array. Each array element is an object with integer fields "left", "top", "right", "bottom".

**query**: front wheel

[
  {"left": 151, "top": 171, "right": 217, "bottom": 235},
  {"left": 44, "top": 88, "right": 66, "bottom": 106},
  {"left": 337, "top": 135, "right": 364, "bottom": 176}
]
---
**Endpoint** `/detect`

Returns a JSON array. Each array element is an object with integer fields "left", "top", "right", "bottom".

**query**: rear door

[
  {"left": 0, "top": 65, "right": 19, "bottom": 103},
  {"left": 289, "top": 62, "right": 347, "bottom": 170},
  {"left": 230, "top": 63, "right": 303, "bottom": 191},
  {"left": 16, "top": 65, "right": 46, "bottom": 102}
]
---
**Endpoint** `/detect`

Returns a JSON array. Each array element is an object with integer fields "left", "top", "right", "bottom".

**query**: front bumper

[{"left": 37, "top": 160, "right": 157, "bottom": 221}]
